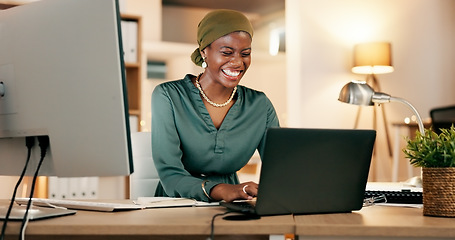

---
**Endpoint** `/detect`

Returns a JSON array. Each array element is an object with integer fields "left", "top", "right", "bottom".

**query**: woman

[{"left": 151, "top": 9, "right": 279, "bottom": 202}]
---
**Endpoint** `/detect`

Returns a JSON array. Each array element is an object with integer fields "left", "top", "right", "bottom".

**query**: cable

[
  {"left": 207, "top": 211, "right": 231, "bottom": 240},
  {"left": 0, "top": 137, "right": 35, "bottom": 240},
  {"left": 19, "top": 136, "right": 50, "bottom": 240}
]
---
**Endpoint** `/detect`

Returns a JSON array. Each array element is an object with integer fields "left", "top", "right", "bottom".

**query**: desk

[
  {"left": 1, "top": 200, "right": 294, "bottom": 240},
  {"left": 3, "top": 200, "right": 455, "bottom": 240},
  {"left": 296, "top": 206, "right": 455, "bottom": 239}
]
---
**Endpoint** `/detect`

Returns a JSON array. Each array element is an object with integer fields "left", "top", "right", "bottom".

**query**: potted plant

[{"left": 403, "top": 125, "right": 455, "bottom": 217}]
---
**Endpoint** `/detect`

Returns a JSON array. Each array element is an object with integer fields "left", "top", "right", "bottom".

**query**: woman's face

[{"left": 202, "top": 31, "right": 252, "bottom": 89}]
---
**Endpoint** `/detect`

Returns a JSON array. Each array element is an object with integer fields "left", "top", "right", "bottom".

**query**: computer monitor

[{"left": 0, "top": 0, "right": 134, "bottom": 177}]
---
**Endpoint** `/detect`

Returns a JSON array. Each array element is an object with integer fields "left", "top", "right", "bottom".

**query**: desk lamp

[
  {"left": 339, "top": 80, "right": 425, "bottom": 185},
  {"left": 338, "top": 80, "right": 424, "bottom": 133}
]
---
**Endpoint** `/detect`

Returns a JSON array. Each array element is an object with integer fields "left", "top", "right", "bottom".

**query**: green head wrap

[{"left": 190, "top": 9, "right": 254, "bottom": 67}]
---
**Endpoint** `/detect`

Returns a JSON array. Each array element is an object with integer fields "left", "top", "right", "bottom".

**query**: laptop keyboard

[
  {"left": 232, "top": 201, "right": 256, "bottom": 209},
  {"left": 220, "top": 200, "right": 256, "bottom": 214}
]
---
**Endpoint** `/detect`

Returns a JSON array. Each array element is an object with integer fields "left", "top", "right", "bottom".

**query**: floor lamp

[{"left": 352, "top": 42, "right": 394, "bottom": 157}]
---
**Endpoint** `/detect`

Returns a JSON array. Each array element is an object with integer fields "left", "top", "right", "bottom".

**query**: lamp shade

[
  {"left": 352, "top": 42, "right": 394, "bottom": 74},
  {"left": 338, "top": 80, "right": 375, "bottom": 106}
]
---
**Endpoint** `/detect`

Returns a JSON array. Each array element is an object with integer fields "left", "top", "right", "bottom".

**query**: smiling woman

[{"left": 151, "top": 9, "right": 280, "bottom": 203}]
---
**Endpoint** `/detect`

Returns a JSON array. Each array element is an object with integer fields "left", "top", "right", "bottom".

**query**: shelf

[{"left": 121, "top": 14, "right": 142, "bottom": 132}]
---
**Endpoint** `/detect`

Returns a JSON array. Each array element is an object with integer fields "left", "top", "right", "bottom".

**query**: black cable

[
  {"left": 207, "top": 211, "right": 231, "bottom": 240},
  {"left": 19, "top": 136, "right": 50, "bottom": 240},
  {"left": 0, "top": 137, "right": 35, "bottom": 240}
]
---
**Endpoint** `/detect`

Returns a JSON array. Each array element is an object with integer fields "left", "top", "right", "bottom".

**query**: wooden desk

[
  {"left": 295, "top": 205, "right": 455, "bottom": 239},
  {"left": 1, "top": 200, "right": 294, "bottom": 240},
  {"left": 3, "top": 200, "right": 455, "bottom": 240}
]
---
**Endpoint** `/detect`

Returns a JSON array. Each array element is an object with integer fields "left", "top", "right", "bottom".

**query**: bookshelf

[{"left": 121, "top": 14, "right": 143, "bottom": 132}]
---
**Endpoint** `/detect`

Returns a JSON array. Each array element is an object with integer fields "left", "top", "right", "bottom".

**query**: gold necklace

[{"left": 195, "top": 73, "right": 237, "bottom": 108}]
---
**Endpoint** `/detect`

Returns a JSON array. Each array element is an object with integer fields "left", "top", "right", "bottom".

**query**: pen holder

[{"left": 422, "top": 167, "right": 455, "bottom": 217}]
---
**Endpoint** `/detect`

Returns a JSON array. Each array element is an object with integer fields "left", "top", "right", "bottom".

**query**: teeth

[{"left": 223, "top": 69, "right": 240, "bottom": 77}]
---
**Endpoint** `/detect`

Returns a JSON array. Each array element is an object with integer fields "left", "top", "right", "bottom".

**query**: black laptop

[{"left": 221, "top": 127, "right": 376, "bottom": 216}]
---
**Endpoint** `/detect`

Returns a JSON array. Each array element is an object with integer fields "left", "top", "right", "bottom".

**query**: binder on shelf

[
  {"left": 47, "top": 176, "right": 59, "bottom": 199},
  {"left": 120, "top": 20, "right": 138, "bottom": 64},
  {"left": 129, "top": 115, "right": 138, "bottom": 132},
  {"left": 86, "top": 177, "right": 99, "bottom": 199},
  {"left": 48, "top": 177, "right": 99, "bottom": 199},
  {"left": 57, "top": 178, "right": 69, "bottom": 199},
  {"left": 68, "top": 178, "right": 80, "bottom": 199}
]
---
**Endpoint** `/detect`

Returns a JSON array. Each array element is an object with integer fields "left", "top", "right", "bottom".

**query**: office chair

[
  {"left": 430, "top": 105, "right": 455, "bottom": 134},
  {"left": 129, "top": 132, "right": 160, "bottom": 200}
]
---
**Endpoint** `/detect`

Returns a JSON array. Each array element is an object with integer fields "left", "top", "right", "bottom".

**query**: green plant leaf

[{"left": 403, "top": 125, "right": 455, "bottom": 167}]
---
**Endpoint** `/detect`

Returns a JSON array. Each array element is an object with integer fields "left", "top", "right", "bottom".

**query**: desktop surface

[
  {"left": 0, "top": 199, "right": 294, "bottom": 240},
  {"left": 2, "top": 199, "right": 455, "bottom": 240},
  {"left": 295, "top": 205, "right": 455, "bottom": 239}
]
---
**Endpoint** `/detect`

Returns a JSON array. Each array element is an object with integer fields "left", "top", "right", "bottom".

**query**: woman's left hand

[{"left": 210, "top": 181, "right": 258, "bottom": 202}]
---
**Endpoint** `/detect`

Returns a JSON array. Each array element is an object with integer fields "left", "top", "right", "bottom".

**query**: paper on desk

[
  {"left": 366, "top": 182, "right": 422, "bottom": 192},
  {"left": 375, "top": 203, "right": 423, "bottom": 208},
  {"left": 135, "top": 197, "right": 219, "bottom": 208}
]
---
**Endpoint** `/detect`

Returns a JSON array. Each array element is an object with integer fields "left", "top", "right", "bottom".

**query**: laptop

[{"left": 221, "top": 127, "right": 376, "bottom": 216}]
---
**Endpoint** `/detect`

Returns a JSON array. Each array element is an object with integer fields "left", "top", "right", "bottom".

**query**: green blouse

[{"left": 151, "top": 74, "right": 280, "bottom": 201}]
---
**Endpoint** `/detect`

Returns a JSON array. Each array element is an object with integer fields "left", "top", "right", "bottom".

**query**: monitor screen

[{"left": 0, "top": 0, "right": 134, "bottom": 177}]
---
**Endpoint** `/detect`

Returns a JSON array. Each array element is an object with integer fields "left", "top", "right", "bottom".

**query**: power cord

[
  {"left": 0, "top": 137, "right": 35, "bottom": 240},
  {"left": 19, "top": 136, "right": 50, "bottom": 240},
  {"left": 207, "top": 211, "right": 232, "bottom": 240}
]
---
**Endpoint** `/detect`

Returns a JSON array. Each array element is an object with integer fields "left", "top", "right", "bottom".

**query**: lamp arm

[{"left": 389, "top": 97, "right": 425, "bottom": 134}]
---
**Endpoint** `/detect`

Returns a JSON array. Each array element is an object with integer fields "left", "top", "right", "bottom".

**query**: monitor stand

[{"left": 0, "top": 203, "right": 76, "bottom": 221}]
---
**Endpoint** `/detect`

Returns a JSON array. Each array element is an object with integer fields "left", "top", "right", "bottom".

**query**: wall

[
  {"left": 122, "top": 0, "right": 161, "bottom": 42},
  {"left": 286, "top": 0, "right": 455, "bottom": 181},
  {"left": 0, "top": 176, "right": 19, "bottom": 199}
]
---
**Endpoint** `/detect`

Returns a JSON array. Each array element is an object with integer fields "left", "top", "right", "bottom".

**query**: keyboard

[
  {"left": 15, "top": 198, "right": 144, "bottom": 212},
  {"left": 365, "top": 182, "right": 423, "bottom": 204},
  {"left": 365, "top": 190, "right": 422, "bottom": 204},
  {"left": 220, "top": 200, "right": 257, "bottom": 214}
]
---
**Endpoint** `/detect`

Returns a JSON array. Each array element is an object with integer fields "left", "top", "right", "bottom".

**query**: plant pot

[{"left": 422, "top": 167, "right": 455, "bottom": 217}]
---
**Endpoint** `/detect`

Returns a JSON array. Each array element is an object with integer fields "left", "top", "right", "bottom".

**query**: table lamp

[{"left": 338, "top": 80, "right": 424, "bottom": 134}]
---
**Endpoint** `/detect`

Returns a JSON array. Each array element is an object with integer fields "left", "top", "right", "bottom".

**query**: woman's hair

[{"left": 190, "top": 9, "right": 254, "bottom": 67}]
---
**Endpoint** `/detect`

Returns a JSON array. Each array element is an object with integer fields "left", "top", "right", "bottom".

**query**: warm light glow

[
  {"left": 351, "top": 79, "right": 367, "bottom": 84},
  {"left": 352, "top": 65, "right": 394, "bottom": 74},
  {"left": 404, "top": 117, "right": 411, "bottom": 124},
  {"left": 352, "top": 42, "right": 394, "bottom": 74},
  {"left": 403, "top": 116, "right": 418, "bottom": 125},
  {"left": 269, "top": 28, "right": 281, "bottom": 56}
]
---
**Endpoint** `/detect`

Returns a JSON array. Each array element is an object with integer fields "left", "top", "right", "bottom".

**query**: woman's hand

[{"left": 210, "top": 182, "right": 258, "bottom": 202}]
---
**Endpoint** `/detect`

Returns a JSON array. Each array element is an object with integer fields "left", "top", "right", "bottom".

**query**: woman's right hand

[{"left": 210, "top": 182, "right": 258, "bottom": 202}]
